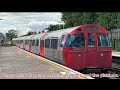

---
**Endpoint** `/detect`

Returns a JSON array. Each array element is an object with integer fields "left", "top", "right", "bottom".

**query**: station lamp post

[{"left": 0, "top": 19, "right": 4, "bottom": 45}]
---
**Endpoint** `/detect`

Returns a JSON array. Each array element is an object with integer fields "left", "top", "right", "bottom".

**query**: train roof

[
  {"left": 44, "top": 26, "right": 80, "bottom": 39},
  {"left": 31, "top": 33, "right": 45, "bottom": 40},
  {"left": 18, "top": 36, "right": 26, "bottom": 40},
  {"left": 13, "top": 24, "right": 109, "bottom": 40},
  {"left": 24, "top": 35, "right": 35, "bottom": 40}
]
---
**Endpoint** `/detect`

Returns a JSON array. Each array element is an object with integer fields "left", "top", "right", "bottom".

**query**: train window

[
  {"left": 45, "top": 39, "right": 50, "bottom": 48},
  {"left": 65, "top": 34, "right": 84, "bottom": 48},
  {"left": 30, "top": 40, "right": 32, "bottom": 44},
  {"left": 28, "top": 40, "right": 29, "bottom": 45},
  {"left": 40, "top": 40, "right": 44, "bottom": 47},
  {"left": 20, "top": 40, "right": 21, "bottom": 44},
  {"left": 25, "top": 40, "right": 29, "bottom": 45},
  {"left": 60, "top": 35, "right": 65, "bottom": 47},
  {"left": 20, "top": 40, "right": 22, "bottom": 44},
  {"left": 98, "top": 34, "right": 111, "bottom": 47},
  {"left": 88, "top": 33, "right": 95, "bottom": 47},
  {"left": 22, "top": 40, "right": 23, "bottom": 44},
  {"left": 20, "top": 40, "right": 23, "bottom": 44},
  {"left": 32, "top": 39, "right": 35, "bottom": 46},
  {"left": 51, "top": 39, "right": 58, "bottom": 49},
  {"left": 25, "top": 40, "right": 27, "bottom": 45},
  {"left": 36, "top": 39, "right": 39, "bottom": 46}
]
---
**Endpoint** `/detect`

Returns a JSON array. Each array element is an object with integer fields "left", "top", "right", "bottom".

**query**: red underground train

[{"left": 12, "top": 24, "right": 112, "bottom": 72}]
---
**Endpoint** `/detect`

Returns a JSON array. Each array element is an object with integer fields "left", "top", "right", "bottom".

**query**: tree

[
  {"left": 0, "top": 32, "right": 5, "bottom": 45},
  {"left": 26, "top": 31, "right": 32, "bottom": 35},
  {"left": 61, "top": 12, "right": 120, "bottom": 31},
  {"left": 0, "top": 32, "right": 5, "bottom": 41},
  {"left": 115, "top": 13, "right": 120, "bottom": 29},
  {"left": 80, "top": 12, "right": 99, "bottom": 24},
  {"left": 96, "top": 12, "right": 118, "bottom": 30},
  {"left": 0, "top": 32, "right": 5, "bottom": 40},
  {"left": 6, "top": 29, "right": 17, "bottom": 41},
  {"left": 47, "top": 24, "right": 63, "bottom": 31},
  {"left": 61, "top": 12, "right": 98, "bottom": 28}
]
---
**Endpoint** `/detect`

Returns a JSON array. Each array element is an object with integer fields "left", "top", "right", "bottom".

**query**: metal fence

[{"left": 109, "top": 29, "right": 120, "bottom": 51}]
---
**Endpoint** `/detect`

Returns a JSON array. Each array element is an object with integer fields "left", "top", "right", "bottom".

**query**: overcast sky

[{"left": 0, "top": 12, "right": 62, "bottom": 37}]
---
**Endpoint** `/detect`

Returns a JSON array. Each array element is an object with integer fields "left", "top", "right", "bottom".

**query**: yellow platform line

[{"left": 15, "top": 46, "right": 88, "bottom": 79}]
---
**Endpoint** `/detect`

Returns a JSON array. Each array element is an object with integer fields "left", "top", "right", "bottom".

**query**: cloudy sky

[{"left": 0, "top": 12, "right": 62, "bottom": 37}]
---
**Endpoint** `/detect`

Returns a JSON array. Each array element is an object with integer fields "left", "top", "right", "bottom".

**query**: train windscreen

[
  {"left": 65, "top": 33, "right": 84, "bottom": 48},
  {"left": 98, "top": 34, "right": 111, "bottom": 47},
  {"left": 88, "top": 33, "right": 95, "bottom": 47}
]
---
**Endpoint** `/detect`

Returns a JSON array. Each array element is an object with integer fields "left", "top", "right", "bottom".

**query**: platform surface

[
  {"left": 112, "top": 51, "right": 120, "bottom": 57},
  {"left": 0, "top": 46, "right": 92, "bottom": 79}
]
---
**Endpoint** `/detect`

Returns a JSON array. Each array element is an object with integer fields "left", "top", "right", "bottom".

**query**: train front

[{"left": 63, "top": 24, "right": 112, "bottom": 72}]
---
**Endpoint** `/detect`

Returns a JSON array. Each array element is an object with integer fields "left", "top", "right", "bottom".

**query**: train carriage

[
  {"left": 12, "top": 38, "right": 17, "bottom": 46},
  {"left": 39, "top": 33, "right": 48, "bottom": 57},
  {"left": 24, "top": 35, "right": 35, "bottom": 51},
  {"left": 31, "top": 33, "right": 45, "bottom": 55},
  {"left": 18, "top": 36, "right": 26, "bottom": 49},
  {"left": 43, "top": 24, "right": 112, "bottom": 70},
  {"left": 12, "top": 24, "right": 112, "bottom": 71},
  {"left": 43, "top": 27, "right": 78, "bottom": 65},
  {"left": 16, "top": 38, "right": 20, "bottom": 47}
]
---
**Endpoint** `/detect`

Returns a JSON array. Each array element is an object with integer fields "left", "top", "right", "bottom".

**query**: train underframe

[{"left": 78, "top": 67, "right": 112, "bottom": 74}]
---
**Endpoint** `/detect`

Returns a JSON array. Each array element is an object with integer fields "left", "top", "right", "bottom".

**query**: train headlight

[
  {"left": 101, "top": 53, "right": 103, "bottom": 56},
  {"left": 78, "top": 54, "right": 81, "bottom": 56}
]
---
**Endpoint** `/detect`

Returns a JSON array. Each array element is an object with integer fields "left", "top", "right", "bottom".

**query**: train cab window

[
  {"left": 98, "top": 34, "right": 111, "bottom": 47},
  {"left": 36, "top": 39, "right": 39, "bottom": 46},
  {"left": 51, "top": 39, "right": 58, "bottom": 49},
  {"left": 32, "top": 39, "right": 35, "bottom": 46},
  {"left": 45, "top": 39, "right": 50, "bottom": 48},
  {"left": 65, "top": 34, "right": 84, "bottom": 48},
  {"left": 60, "top": 35, "right": 65, "bottom": 47},
  {"left": 88, "top": 33, "right": 95, "bottom": 47}
]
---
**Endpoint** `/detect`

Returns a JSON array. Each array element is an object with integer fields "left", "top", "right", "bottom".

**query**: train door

[
  {"left": 57, "top": 35, "right": 66, "bottom": 65},
  {"left": 40, "top": 39, "right": 44, "bottom": 57},
  {"left": 40, "top": 34, "right": 48, "bottom": 57},
  {"left": 97, "top": 34, "right": 112, "bottom": 68},
  {"left": 35, "top": 38, "right": 39, "bottom": 55},
  {"left": 85, "top": 32, "right": 98, "bottom": 68},
  {"left": 64, "top": 33, "right": 85, "bottom": 70},
  {"left": 29, "top": 40, "right": 32, "bottom": 52}
]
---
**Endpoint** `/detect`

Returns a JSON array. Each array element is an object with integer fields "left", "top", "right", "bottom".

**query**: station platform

[
  {"left": 0, "top": 46, "right": 93, "bottom": 79},
  {"left": 112, "top": 51, "right": 120, "bottom": 57}
]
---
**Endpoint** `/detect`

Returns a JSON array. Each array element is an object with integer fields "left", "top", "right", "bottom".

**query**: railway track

[
  {"left": 112, "top": 56, "right": 120, "bottom": 64},
  {"left": 107, "top": 68, "right": 120, "bottom": 79},
  {"left": 107, "top": 56, "right": 120, "bottom": 79}
]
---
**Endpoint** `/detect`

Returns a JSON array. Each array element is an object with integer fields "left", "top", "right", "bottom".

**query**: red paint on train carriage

[
  {"left": 29, "top": 41, "right": 32, "bottom": 53},
  {"left": 63, "top": 24, "right": 112, "bottom": 70},
  {"left": 40, "top": 40, "right": 44, "bottom": 57}
]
